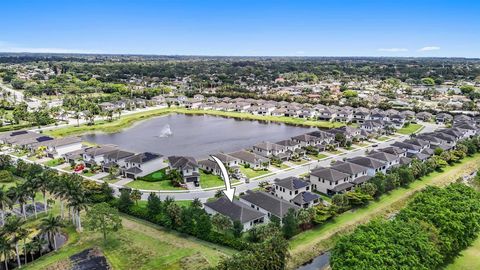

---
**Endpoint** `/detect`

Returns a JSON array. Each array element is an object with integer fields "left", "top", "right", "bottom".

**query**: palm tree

[
  {"left": 68, "top": 195, "right": 89, "bottom": 231},
  {"left": 9, "top": 186, "right": 28, "bottom": 219},
  {"left": 25, "top": 239, "right": 40, "bottom": 264},
  {"left": 17, "top": 228, "right": 29, "bottom": 265},
  {"left": 0, "top": 186, "right": 12, "bottom": 225},
  {"left": 38, "top": 170, "right": 57, "bottom": 214},
  {"left": 40, "top": 215, "right": 64, "bottom": 251},
  {"left": 51, "top": 175, "right": 68, "bottom": 219},
  {"left": 3, "top": 216, "right": 25, "bottom": 268},
  {"left": 24, "top": 179, "right": 39, "bottom": 218},
  {"left": 0, "top": 234, "right": 13, "bottom": 270}
]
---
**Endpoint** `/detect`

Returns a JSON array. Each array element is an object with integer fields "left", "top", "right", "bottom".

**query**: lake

[{"left": 82, "top": 114, "right": 315, "bottom": 158}]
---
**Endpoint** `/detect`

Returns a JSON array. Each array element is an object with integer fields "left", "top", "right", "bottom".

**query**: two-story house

[{"left": 124, "top": 152, "right": 166, "bottom": 179}]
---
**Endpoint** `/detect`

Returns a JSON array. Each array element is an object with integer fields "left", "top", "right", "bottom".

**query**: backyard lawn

[
  {"left": 446, "top": 236, "right": 480, "bottom": 270},
  {"left": 25, "top": 215, "right": 234, "bottom": 270},
  {"left": 239, "top": 166, "right": 270, "bottom": 179},
  {"left": 397, "top": 123, "right": 424, "bottom": 135}
]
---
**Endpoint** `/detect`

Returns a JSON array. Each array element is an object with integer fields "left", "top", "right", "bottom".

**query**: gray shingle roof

[
  {"left": 367, "top": 151, "right": 398, "bottom": 163},
  {"left": 126, "top": 152, "right": 163, "bottom": 164},
  {"left": 310, "top": 167, "right": 350, "bottom": 182},
  {"left": 274, "top": 177, "right": 309, "bottom": 190},
  {"left": 292, "top": 192, "right": 320, "bottom": 205},
  {"left": 331, "top": 161, "right": 369, "bottom": 175},
  {"left": 168, "top": 156, "right": 198, "bottom": 170},
  {"left": 204, "top": 197, "right": 265, "bottom": 223},
  {"left": 347, "top": 157, "right": 385, "bottom": 170},
  {"left": 240, "top": 191, "right": 300, "bottom": 218}
]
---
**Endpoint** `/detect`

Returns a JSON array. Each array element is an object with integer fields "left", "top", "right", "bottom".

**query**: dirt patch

[{"left": 70, "top": 247, "right": 111, "bottom": 270}]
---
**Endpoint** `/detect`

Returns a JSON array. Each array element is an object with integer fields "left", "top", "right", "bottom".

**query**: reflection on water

[{"left": 83, "top": 114, "right": 315, "bottom": 158}]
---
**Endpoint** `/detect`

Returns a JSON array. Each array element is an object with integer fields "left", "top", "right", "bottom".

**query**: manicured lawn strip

[
  {"left": 25, "top": 215, "right": 233, "bottom": 270},
  {"left": 200, "top": 170, "right": 224, "bottom": 188},
  {"left": 273, "top": 163, "right": 290, "bottom": 169},
  {"left": 44, "top": 107, "right": 344, "bottom": 138},
  {"left": 377, "top": 136, "right": 390, "bottom": 141},
  {"left": 327, "top": 150, "right": 343, "bottom": 155},
  {"left": 43, "top": 158, "right": 65, "bottom": 167},
  {"left": 239, "top": 167, "right": 269, "bottom": 179},
  {"left": 290, "top": 159, "right": 308, "bottom": 165},
  {"left": 397, "top": 123, "right": 424, "bottom": 135},
  {"left": 287, "top": 153, "right": 480, "bottom": 269},
  {"left": 126, "top": 179, "right": 185, "bottom": 190},
  {"left": 445, "top": 235, "right": 480, "bottom": 270}
]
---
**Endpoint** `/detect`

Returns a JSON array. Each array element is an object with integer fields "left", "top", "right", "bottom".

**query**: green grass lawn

[
  {"left": 308, "top": 153, "right": 329, "bottom": 160},
  {"left": 287, "top": 153, "right": 480, "bottom": 269},
  {"left": 446, "top": 236, "right": 480, "bottom": 270},
  {"left": 44, "top": 107, "right": 343, "bottom": 138},
  {"left": 273, "top": 163, "right": 290, "bottom": 169},
  {"left": 354, "top": 142, "right": 370, "bottom": 147},
  {"left": 327, "top": 149, "right": 343, "bottom": 155},
  {"left": 43, "top": 158, "right": 65, "bottom": 167},
  {"left": 377, "top": 136, "right": 390, "bottom": 141},
  {"left": 126, "top": 179, "right": 186, "bottom": 190},
  {"left": 200, "top": 170, "right": 224, "bottom": 188},
  {"left": 82, "top": 171, "right": 95, "bottom": 177},
  {"left": 239, "top": 166, "right": 270, "bottom": 179},
  {"left": 290, "top": 159, "right": 308, "bottom": 165},
  {"left": 138, "top": 169, "right": 167, "bottom": 181},
  {"left": 24, "top": 215, "right": 234, "bottom": 270},
  {"left": 397, "top": 123, "right": 424, "bottom": 135}
]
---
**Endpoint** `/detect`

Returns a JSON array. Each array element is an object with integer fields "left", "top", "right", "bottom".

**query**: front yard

[
  {"left": 397, "top": 123, "right": 424, "bottom": 135},
  {"left": 43, "top": 158, "right": 66, "bottom": 167},
  {"left": 126, "top": 179, "right": 186, "bottom": 190},
  {"left": 200, "top": 170, "right": 224, "bottom": 188},
  {"left": 239, "top": 166, "right": 270, "bottom": 179}
]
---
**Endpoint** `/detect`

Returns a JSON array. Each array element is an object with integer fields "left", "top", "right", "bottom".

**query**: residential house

[
  {"left": 81, "top": 144, "right": 119, "bottom": 167},
  {"left": 347, "top": 156, "right": 387, "bottom": 176},
  {"left": 124, "top": 152, "right": 165, "bottom": 179},
  {"left": 436, "top": 113, "right": 453, "bottom": 124},
  {"left": 252, "top": 141, "right": 288, "bottom": 160},
  {"left": 272, "top": 177, "right": 320, "bottom": 208},
  {"left": 309, "top": 167, "right": 353, "bottom": 195},
  {"left": 239, "top": 191, "right": 300, "bottom": 222},
  {"left": 416, "top": 112, "right": 433, "bottom": 122},
  {"left": 168, "top": 156, "right": 200, "bottom": 183},
  {"left": 30, "top": 137, "right": 83, "bottom": 158},
  {"left": 330, "top": 161, "right": 370, "bottom": 185},
  {"left": 366, "top": 151, "right": 400, "bottom": 170},
  {"left": 204, "top": 197, "right": 266, "bottom": 231},
  {"left": 102, "top": 149, "right": 135, "bottom": 173},
  {"left": 291, "top": 134, "right": 323, "bottom": 147},
  {"left": 229, "top": 150, "right": 270, "bottom": 169}
]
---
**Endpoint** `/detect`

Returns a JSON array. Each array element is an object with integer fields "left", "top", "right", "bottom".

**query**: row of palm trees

[
  {"left": 0, "top": 157, "right": 91, "bottom": 269},
  {"left": 0, "top": 214, "right": 64, "bottom": 270}
]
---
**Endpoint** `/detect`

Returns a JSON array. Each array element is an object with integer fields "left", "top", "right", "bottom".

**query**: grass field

[
  {"left": 44, "top": 107, "right": 345, "bottom": 138},
  {"left": 239, "top": 166, "right": 269, "bottom": 179},
  {"left": 287, "top": 153, "right": 480, "bottom": 269},
  {"left": 446, "top": 236, "right": 480, "bottom": 270},
  {"left": 24, "top": 215, "right": 234, "bottom": 270},
  {"left": 377, "top": 136, "right": 390, "bottom": 141},
  {"left": 397, "top": 123, "right": 424, "bottom": 135}
]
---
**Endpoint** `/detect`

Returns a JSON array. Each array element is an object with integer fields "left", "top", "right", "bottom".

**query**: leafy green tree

[
  {"left": 282, "top": 208, "right": 298, "bottom": 239},
  {"left": 211, "top": 214, "right": 233, "bottom": 232},
  {"left": 85, "top": 202, "right": 122, "bottom": 242},
  {"left": 232, "top": 220, "right": 244, "bottom": 238},
  {"left": 146, "top": 193, "right": 162, "bottom": 217},
  {"left": 118, "top": 188, "right": 133, "bottom": 212},
  {"left": 130, "top": 189, "right": 142, "bottom": 205}
]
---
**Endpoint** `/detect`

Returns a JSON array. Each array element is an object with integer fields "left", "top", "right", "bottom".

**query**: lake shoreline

[{"left": 43, "top": 108, "right": 346, "bottom": 138}]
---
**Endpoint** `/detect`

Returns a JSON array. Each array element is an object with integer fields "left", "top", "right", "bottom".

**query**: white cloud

[
  {"left": 418, "top": 46, "right": 440, "bottom": 52},
  {"left": 0, "top": 41, "right": 100, "bottom": 54},
  {"left": 378, "top": 48, "right": 408, "bottom": 52}
]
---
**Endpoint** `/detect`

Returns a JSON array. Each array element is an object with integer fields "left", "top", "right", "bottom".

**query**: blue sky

[{"left": 0, "top": 0, "right": 478, "bottom": 57}]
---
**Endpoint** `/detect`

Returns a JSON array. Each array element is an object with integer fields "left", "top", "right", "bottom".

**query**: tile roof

[
  {"left": 240, "top": 191, "right": 300, "bottom": 218},
  {"left": 204, "top": 197, "right": 265, "bottom": 224},
  {"left": 274, "top": 177, "right": 309, "bottom": 190}
]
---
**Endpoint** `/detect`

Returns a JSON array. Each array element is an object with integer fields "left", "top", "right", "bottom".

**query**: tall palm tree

[
  {"left": 40, "top": 215, "right": 64, "bottom": 251},
  {"left": 68, "top": 194, "right": 89, "bottom": 231},
  {"left": 38, "top": 170, "right": 57, "bottom": 214},
  {"left": 24, "top": 179, "right": 39, "bottom": 218},
  {"left": 9, "top": 186, "right": 28, "bottom": 219},
  {"left": 0, "top": 187, "right": 12, "bottom": 225},
  {"left": 3, "top": 216, "right": 25, "bottom": 268},
  {"left": 51, "top": 175, "right": 68, "bottom": 219},
  {"left": 17, "top": 227, "right": 29, "bottom": 266},
  {"left": 0, "top": 234, "right": 13, "bottom": 270}
]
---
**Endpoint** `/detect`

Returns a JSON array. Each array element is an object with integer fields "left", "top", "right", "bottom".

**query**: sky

[{"left": 0, "top": 0, "right": 479, "bottom": 57}]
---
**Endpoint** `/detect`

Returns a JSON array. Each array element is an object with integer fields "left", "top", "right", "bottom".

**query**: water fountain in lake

[{"left": 158, "top": 124, "right": 173, "bottom": 137}]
